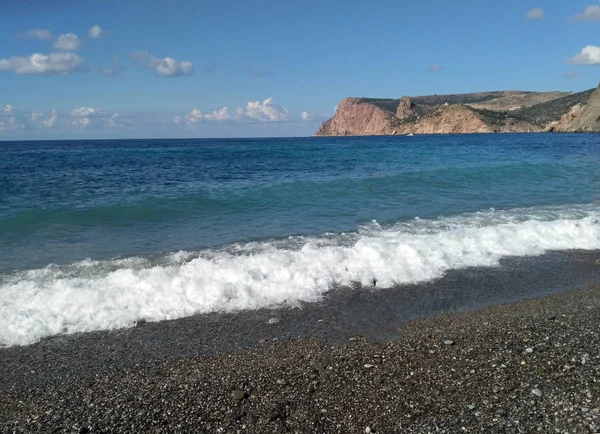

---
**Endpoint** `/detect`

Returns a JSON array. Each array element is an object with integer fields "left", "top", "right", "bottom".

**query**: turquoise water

[{"left": 1, "top": 134, "right": 599, "bottom": 346}]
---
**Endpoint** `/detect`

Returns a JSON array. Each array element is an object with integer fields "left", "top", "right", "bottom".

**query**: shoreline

[
  {"left": 1, "top": 273, "right": 600, "bottom": 432},
  {"left": 1, "top": 250, "right": 600, "bottom": 391},
  {"left": 1, "top": 250, "right": 600, "bottom": 432}
]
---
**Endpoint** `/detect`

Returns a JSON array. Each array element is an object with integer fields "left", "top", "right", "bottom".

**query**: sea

[{"left": 1, "top": 134, "right": 599, "bottom": 347}]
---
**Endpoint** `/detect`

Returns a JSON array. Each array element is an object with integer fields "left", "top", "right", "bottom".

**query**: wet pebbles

[{"left": 1, "top": 285, "right": 600, "bottom": 433}]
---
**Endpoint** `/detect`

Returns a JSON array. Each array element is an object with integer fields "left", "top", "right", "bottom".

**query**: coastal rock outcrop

[
  {"left": 319, "top": 98, "right": 398, "bottom": 136},
  {"left": 548, "top": 83, "right": 600, "bottom": 133},
  {"left": 396, "top": 95, "right": 416, "bottom": 120},
  {"left": 315, "top": 86, "right": 598, "bottom": 136}
]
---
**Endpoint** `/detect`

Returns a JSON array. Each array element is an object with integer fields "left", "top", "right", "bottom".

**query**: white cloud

[
  {"left": 72, "top": 117, "right": 91, "bottom": 128},
  {"left": 183, "top": 107, "right": 236, "bottom": 124},
  {"left": 41, "top": 109, "right": 58, "bottom": 128},
  {"left": 70, "top": 107, "right": 101, "bottom": 117},
  {"left": 130, "top": 51, "right": 193, "bottom": 77},
  {"left": 18, "top": 29, "right": 54, "bottom": 40},
  {"left": 525, "top": 8, "right": 545, "bottom": 20},
  {"left": 0, "top": 116, "right": 25, "bottom": 132},
  {"left": 245, "top": 97, "right": 289, "bottom": 122},
  {"left": 566, "top": 45, "right": 600, "bottom": 65},
  {"left": 69, "top": 106, "right": 122, "bottom": 128},
  {"left": 52, "top": 33, "right": 83, "bottom": 51},
  {"left": 177, "top": 97, "right": 290, "bottom": 126},
  {"left": 0, "top": 106, "right": 26, "bottom": 132},
  {"left": 0, "top": 52, "right": 83, "bottom": 75},
  {"left": 571, "top": 5, "right": 600, "bottom": 21},
  {"left": 89, "top": 25, "right": 103, "bottom": 39},
  {"left": 429, "top": 65, "right": 443, "bottom": 73},
  {"left": 107, "top": 113, "right": 122, "bottom": 127},
  {"left": 301, "top": 111, "right": 312, "bottom": 121}
]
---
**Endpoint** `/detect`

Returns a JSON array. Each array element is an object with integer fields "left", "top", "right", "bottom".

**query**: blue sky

[{"left": 0, "top": 0, "right": 598, "bottom": 140}]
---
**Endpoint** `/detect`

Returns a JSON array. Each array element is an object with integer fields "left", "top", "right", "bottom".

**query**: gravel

[{"left": 2, "top": 283, "right": 600, "bottom": 433}]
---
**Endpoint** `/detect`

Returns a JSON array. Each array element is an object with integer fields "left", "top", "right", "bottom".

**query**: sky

[{"left": 0, "top": 0, "right": 599, "bottom": 140}]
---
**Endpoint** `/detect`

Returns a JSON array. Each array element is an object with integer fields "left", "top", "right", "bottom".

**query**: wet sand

[{"left": 1, "top": 250, "right": 599, "bottom": 432}]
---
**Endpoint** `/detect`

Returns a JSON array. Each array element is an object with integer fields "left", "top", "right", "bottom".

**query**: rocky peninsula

[{"left": 315, "top": 84, "right": 600, "bottom": 136}]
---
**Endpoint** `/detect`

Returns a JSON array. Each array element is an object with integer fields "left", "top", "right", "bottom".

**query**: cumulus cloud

[
  {"left": 182, "top": 107, "right": 236, "bottom": 124},
  {"left": 130, "top": 51, "right": 193, "bottom": 77},
  {"left": 429, "top": 65, "right": 443, "bottom": 73},
  {"left": 18, "top": 29, "right": 54, "bottom": 40},
  {"left": 72, "top": 117, "right": 91, "bottom": 128},
  {"left": 69, "top": 106, "right": 122, "bottom": 128},
  {"left": 245, "top": 97, "right": 289, "bottom": 122},
  {"left": 566, "top": 45, "right": 600, "bottom": 65},
  {"left": 107, "top": 113, "right": 123, "bottom": 127},
  {"left": 41, "top": 109, "right": 58, "bottom": 128},
  {"left": 0, "top": 52, "right": 83, "bottom": 75},
  {"left": 52, "top": 33, "right": 83, "bottom": 51},
  {"left": 70, "top": 107, "right": 101, "bottom": 117},
  {"left": 70, "top": 107, "right": 99, "bottom": 128},
  {"left": 89, "top": 25, "right": 103, "bottom": 39},
  {"left": 177, "top": 97, "right": 289, "bottom": 126},
  {"left": 571, "top": 5, "right": 600, "bottom": 21},
  {"left": 525, "top": 8, "right": 545, "bottom": 20},
  {"left": 301, "top": 111, "right": 312, "bottom": 121},
  {"left": 0, "top": 116, "right": 25, "bottom": 132},
  {"left": 0, "top": 105, "right": 26, "bottom": 132}
]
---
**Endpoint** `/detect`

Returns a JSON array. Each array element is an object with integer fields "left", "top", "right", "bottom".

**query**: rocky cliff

[
  {"left": 548, "top": 84, "right": 600, "bottom": 132},
  {"left": 315, "top": 85, "right": 600, "bottom": 136}
]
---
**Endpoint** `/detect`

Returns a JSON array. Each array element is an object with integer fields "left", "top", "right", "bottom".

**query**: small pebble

[
  {"left": 231, "top": 390, "right": 247, "bottom": 401},
  {"left": 443, "top": 340, "right": 455, "bottom": 346},
  {"left": 531, "top": 388, "right": 543, "bottom": 398},
  {"left": 365, "top": 427, "right": 372, "bottom": 434},
  {"left": 267, "top": 317, "right": 280, "bottom": 325},
  {"left": 468, "top": 404, "right": 476, "bottom": 410},
  {"left": 525, "top": 347, "right": 534, "bottom": 353},
  {"left": 364, "top": 364, "right": 374, "bottom": 369}
]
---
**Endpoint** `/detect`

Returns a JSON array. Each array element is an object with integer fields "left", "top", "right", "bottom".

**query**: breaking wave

[{"left": 1, "top": 203, "right": 599, "bottom": 347}]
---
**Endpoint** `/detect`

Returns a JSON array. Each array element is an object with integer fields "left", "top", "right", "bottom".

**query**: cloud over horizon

[
  {"left": 176, "top": 97, "right": 290, "bottom": 126},
  {"left": 130, "top": 51, "right": 193, "bottom": 77}
]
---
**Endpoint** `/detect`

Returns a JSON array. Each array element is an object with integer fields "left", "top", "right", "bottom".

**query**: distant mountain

[{"left": 315, "top": 85, "right": 600, "bottom": 136}]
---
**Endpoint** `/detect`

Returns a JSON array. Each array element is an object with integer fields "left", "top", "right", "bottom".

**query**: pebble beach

[{"left": 2, "top": 280, "right": 600, "bottom": 433}]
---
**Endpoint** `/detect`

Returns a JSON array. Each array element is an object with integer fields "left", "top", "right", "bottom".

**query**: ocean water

[{"left": 1, "top": 134, "right": 599, "bottom": 347}]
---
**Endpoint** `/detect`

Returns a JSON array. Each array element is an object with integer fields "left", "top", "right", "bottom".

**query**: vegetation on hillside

[{"left": 512, "top": 89, "right": 594, "bottom": 126}]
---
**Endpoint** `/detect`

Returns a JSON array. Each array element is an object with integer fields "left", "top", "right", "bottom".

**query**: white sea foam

[{"left": 1, "top": 203, "right": 600, "bottom": 347}]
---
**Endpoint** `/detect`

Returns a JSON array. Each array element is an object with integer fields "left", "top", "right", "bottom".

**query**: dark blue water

[{"left": 1, "top": 134, "right": 598, "bottom": 271}]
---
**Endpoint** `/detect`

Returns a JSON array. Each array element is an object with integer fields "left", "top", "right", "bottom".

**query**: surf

[{"left": 1, "top": 203, "right": 599, "bottom": 347}]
